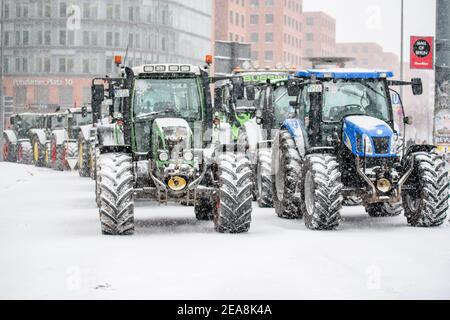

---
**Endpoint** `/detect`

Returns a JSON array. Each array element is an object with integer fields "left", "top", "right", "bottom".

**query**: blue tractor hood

[{"left": 343, "top": 116, "right": 396, "bottom": 157}]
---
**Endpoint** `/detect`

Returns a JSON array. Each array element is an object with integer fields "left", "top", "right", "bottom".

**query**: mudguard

[
  {"left": 281, "top": 118, "right": 307, "bottom": 157},
  {"left": 52, "top": 129, "right": 69, "bottom": 146},
  {"left": 242, "top": 119, "right": 263, "bottom": 164},
  {"left": 29, "top": 129, "right": 47, "bottom": 145},
  {"left": 3, "top": 130, "right": 17, "bottom": 145},
  {"left": 78, "top": 124, "right": 93, "bottom": 141}
]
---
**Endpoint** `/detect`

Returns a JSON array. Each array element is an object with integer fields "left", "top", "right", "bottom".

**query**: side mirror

[
  {"left": 411, "top": 78, "right": 423, "bottom": 96},
  {"left": 92, "top": 84, "right": 105, "bottom": 101},
  {"left": 404, "top": 116, "right": 413, "bottom": 125},
  {"left": 246, "top": 86, "right": 256, "bottom": 101},
  {"left": 289, "top": 101, "right": 299, "bottom": 109},
  {"left": 287, "top": 79, "right": 301, "bottom": 96},
  {"left": 81, "top": 106, "right": 88, "bottom": 118}
]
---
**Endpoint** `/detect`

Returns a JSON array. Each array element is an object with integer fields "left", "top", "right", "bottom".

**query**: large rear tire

[
  {"left": 98, "top": 153, "right": 135, "bottom": 235},
  {"left": 194, "top": 197, "right": 214, "bottom": 221},
  {"left": 402, "top": 152, "right": 448, "bottom": 227},
  {"left": 256, "top": 148, "right": 274, "bottom": 208},
  {"left": 302, "top": 154, "right": 343, "bottom": 230},
  {"left": 2, "top": 135, "right": 15, "bottom": 162},
  {"left": 78, "top": 137, "right": 91, "bottom": 177},
  {"left": 273, "top": 131, "right": 302, "bottom": 219},
  {"left": 17, "top": 141, "right": 33, "bottom": 165},
  {"left": 63, "top": 141, "right": 78, "bottom": 171},
  {"left": 214, "top": 153, "right": 253, "bottom": 233}
]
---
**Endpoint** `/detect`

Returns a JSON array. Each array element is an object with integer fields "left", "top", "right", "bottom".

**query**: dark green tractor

[
  {"left": 3, "top": 113, "right": 45, "bottom": 164},
  {"left": 92, "top": 63, "right": 253, "bottom": 235}
]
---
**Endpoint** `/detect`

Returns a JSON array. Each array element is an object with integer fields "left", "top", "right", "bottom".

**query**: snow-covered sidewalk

[{"left": 0, "top": 162, "right": 449, "bottom": 299}]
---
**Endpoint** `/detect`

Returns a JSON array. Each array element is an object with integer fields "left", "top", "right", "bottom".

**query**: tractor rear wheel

[
  {"left": 78, "top": 137, "right": 91, "bottom": 177},
  {"left": 273, "top": 131, "right": 303, "bottom": 219},
  {"left": 17, "top": 141, "right": 32, "bottom": 165},
  {"left": 402, "top": 152, "right": 448, "bottom": 227},
  {"left": 98, "top": 153, "right": 135, "bottom": 235},
  {"left": 302, "top": 154, "right": 343, "bottom": 230},
  {"left": 214, "top": 152, "right": 253, "bottom": 233},
  {"left": 2, "top": 135, "right": 15, "bottom": 162},
  {"left": 63, "top": 141, "right": 78, "bottom": 171},
  {"left": 366, "top": 202, "right": 403, "bottom": 217},
  {"left": 256, "top": 148, "right": 274, "bottom": 208}
]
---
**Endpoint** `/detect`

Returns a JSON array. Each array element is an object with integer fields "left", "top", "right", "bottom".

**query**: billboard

[{"left": 410, "top": 36, "right": 434, "bottom": 70}]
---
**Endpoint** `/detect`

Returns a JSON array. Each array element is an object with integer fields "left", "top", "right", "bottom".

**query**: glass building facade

[{"left": 1, "top": 0, "right": 212, "bottom": 112}]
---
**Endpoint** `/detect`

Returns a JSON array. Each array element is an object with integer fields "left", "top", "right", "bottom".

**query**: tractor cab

[
  {"left": 11, "top": 113, "right": 45, "bottom": 139},
  {"left": 67, "top": 107, "right": 93, "bottom": 140}
]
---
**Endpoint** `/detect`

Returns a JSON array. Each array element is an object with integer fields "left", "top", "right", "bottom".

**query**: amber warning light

[
  {"left": 205, "top": 54, "right": 213, "bottom": 65},
  {"left": 114, "top": 55, "right": 123, "bottom": 66}
]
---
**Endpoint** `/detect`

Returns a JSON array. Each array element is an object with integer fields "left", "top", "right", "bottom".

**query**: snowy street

[{"left": 0, "top": 162, "right": 449, "bottom": 300}]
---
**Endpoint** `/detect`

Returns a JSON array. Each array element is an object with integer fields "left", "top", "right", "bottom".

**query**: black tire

[
  {"left": 302, "top": 154, "right": 343, "bottom": 230},
  {"left": 2, "top": 135, "right": 15, "bottom": 162},
  {"left": 343, "top": 196, "right": 363, "bottom": 207},
  {"left": 17, "top": 141, "right": 33, "bottom": 165},
  {"left": 63, "top": 141, "right": 78, "bottom": 171},
  {"left": 257, "top": 148, "right": 274, "bottom": 208},
  {"left": 90, "top": 143, "right": 98, "bottom": 180},
  {"left": 366, "top": 202, "right": 403, "bottom": 217},
  {"left": 32, "top": 135, "right": 46, "bottom": 167},
  {"left": 98, "top": 153, "right": 135, "bottom": 235},
  {"left": 214, "top": 153, "right": 253, "bottom": 233},
  {"left": 273, "top": 131, "right": 302, "bottom": 219},
  {"left": 52, "top": 142, "right": 64, "bottom": 171},
  {"left": 402, "top": 152, "right": 449, "bottom": 227},
  {"left": 78, "top": 137, "right": 91, "bottom": 177},
  {"left": 194, "top": 197, "right": 214, "bottom": 221}
]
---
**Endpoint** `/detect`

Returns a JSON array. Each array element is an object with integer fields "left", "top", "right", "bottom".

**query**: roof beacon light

[
  {"left": 114, "top": 55, "right": 122, "bottom": 66},
  {"left": 205, "top": 54, "right": 213, "bottom": 65}
]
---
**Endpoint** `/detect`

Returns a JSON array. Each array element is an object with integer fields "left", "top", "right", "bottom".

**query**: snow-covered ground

[{"left": 0, "top": 162, "right": 449, "bottom": 300}]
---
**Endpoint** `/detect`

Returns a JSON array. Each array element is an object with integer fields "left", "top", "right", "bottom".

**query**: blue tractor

[{"left": 272, "top": 69, "right": 449, "bottom": 230}]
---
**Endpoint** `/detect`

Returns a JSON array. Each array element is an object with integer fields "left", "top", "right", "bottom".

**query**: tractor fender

[
  {"left": 29, "top": 129, "right": 47, "bottom": 145},
  {"left": 78, "top": 124, "right": 93, "bottom": 141},
  {"left": 214, "top": 122, "right": 232, "bottom": 145},
  {"left": 3, "top": 130, "right": 17, "bottom": 145},
  {"left": 52, "top": 129, "right": 69, "bottom": 146},
  {"left": 242, "top": 120, "right": 263, "bottom": 164},
  {"left": 281, "top": 119, "right": 307, "bottom": 157}
]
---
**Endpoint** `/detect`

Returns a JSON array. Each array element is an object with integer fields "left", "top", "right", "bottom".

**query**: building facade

[
  {"left": 1, "top": 0, "right": 212, "bottom": 115},
  {"left": 336, "top": 42, "right": 385, "bottom": 69},
  {"left": 302, "top": 11, "right": 335, "bottom": 61},
  {"left": 214, "top": 0, "right": 247, "bottom": 43}
]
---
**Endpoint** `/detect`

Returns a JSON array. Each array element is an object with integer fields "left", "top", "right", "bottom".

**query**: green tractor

[
  {"left": 92, "top": 62, "right": 253, "bottom": 235},
  {"left": 272, "top": 69, "right": 448, "bottom": 230},
  {"left": 3, "top": 113, "right": 46, "bottom": 164}
]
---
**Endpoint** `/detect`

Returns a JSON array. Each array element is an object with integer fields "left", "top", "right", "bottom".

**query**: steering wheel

[{"left": 329, "top": 104, "right": 365, "bottom": 120}]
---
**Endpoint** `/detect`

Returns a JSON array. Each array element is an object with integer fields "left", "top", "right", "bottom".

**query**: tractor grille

[{"left": 372, "top": 137, "right": 390, "bottom": 154}]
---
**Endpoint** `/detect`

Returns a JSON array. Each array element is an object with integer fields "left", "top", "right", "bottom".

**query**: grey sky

[{"left": 303, "top": 0, "right": 436, "bottom": 61}]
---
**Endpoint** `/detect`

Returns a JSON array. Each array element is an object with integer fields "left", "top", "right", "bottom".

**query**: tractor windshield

[
  {"left": 49, "top": 115, "right": 68, "bottom": 130},
  {"left": 20, "top": 115, "right": 45, "bottom": 130},
  {"left": 72, "top": 113, "right": 92, "bottom": 126},
  {"left": 322, "top": 79, "right": 391, "bottom": 123},
  {"left": 273, "top": 86, "right": 297, "bottom": 126},
  {"left": 133, "top": 77, "right": 202, "bottom": 121}
]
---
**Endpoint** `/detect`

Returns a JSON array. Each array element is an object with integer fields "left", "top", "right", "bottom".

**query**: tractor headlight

[
  {"left": 159, "top": 151, "right": 169, "bottom": 162},
  {"left": 376, "top": 179, "right": 392, "bottom": 193},
  {"left": 363, "top": 134, "right": 374, "bottom": 155},
  {"left": 183, "top": 151, "right": 194, "bottom": 161}
]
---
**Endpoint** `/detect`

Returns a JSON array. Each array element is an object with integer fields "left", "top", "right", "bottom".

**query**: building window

[
  {"left": 91, "top": 32, "right": 98, "bottom": 46},
  {"left": 15, "top": 31, "right": 20, "bottom": 45},
  {"left": 4, "top": 32, "right": 9, "bottom": 46},
  {"left": 265, "top": 32, "right": 273, "bottom": 42},
  {"left": 129, "top": 7, "right": 134, "bottom": 21},
  {"left": 106, "top": 57, "right": 113, "bottom": 74},
  {"left": 265, "top": 14, "right": 274, "bottom": 24},
  {"left": 264, "top": 51, "right": 273, "bottom": 61},
  {"left": 250, "top": 0, "right": 259, "bottom": 7},
  {"left": 68, "top": 30, "right": 75, "bottom": 45},
  {"left": 44, "top": 30, "right": 51, "bottom": 45},
  {"left": 44, "top": 58, "right": 50, "bottom": 72},
  {"left": 67, "top": 58, "right": 74, "bottom": 73},
  {"left": 265, "top": 0, "right": 274, "bottom": 6},
  {"left": 114, "top": 32, "right": 120, "bottom": 47},
  {"left": 16, "top": 3, "right": 21, "bottom": 18},
  {"left": 22, "top": 58, "right": 28, "bottom": 72},
  {"left": 59, "top": 58, "right": 66, "bottom": 72},
  {"left": 59, "top": 30, "right": 66, "bottom": 45},
  {"left": 306, "top": 33, "right": 313, "bottom": 41},
  {"left": 306, "top": 17, "right": 314, "bottom": 26},
  {"left": 250, "top": 32, "right": 259, "bottom": 43},
  {"left": 44, "top": 0, "right": 51, "bottom": 18},
  {"left": 115, "top": 5, "right": 121, "bottom": 20},
  {"left": 106, "top": 32, "right": 113, "bottom": 46},
  {"left": 250, "top": 14, "right": 259, "bottom": 24},
  {"left": 60, "top": 2, "right": 67, "bottom": 17},
  {"left": 35, "top": 86, "right": 49, "bottom": 105},
  {"left": 83, "top": 31, "right": 89, "bottom": 45},
  {"left": 59, "top": 87, "right": 74, "bottom": 106},
  {"left": 3, "top": 57, "right": 9, "bottom": 73},
  {"left": 23, "top": 31, "right": 29, "bottom": 45},
  {"left": 4, "top": 3, "right": 9, "bottom": 19},
  {"left": 83, "top": 2, "right": 90, "bottom": 19},
  {"left": 106, "top": 4, "right": 113, "bottom": 19},
  {"left": 83, "top": 59, "right": 90, "bottom": 73}
]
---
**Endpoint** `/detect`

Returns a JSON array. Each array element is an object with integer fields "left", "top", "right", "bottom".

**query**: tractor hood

[{"left": 343, "top": 116, "right": 396, "bottom": 157}]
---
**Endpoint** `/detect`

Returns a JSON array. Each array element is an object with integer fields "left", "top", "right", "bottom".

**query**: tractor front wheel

[
  {"left": 366, "top": 202, "right": 403, "bottom": 217},
  {"left": 256, "top": 148, "right": 274, "bottom": 208},
  {"left": 17, "top": 141, "right": 33, "bottom": 165},
  {"left": 402, "top": 152, "right": 448, "bottom": 227}
]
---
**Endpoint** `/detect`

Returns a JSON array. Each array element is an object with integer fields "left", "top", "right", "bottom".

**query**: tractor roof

[
  {"left": 294, "top": 68, "right": 394, "bottom": 80},
  {"left": 133, "top": 64, "right": 202, "bottom": 76}
]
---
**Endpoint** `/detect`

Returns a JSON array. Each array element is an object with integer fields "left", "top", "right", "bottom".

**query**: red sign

[{"left": 410, "top": 36, "right": 434, "bottom": 69}]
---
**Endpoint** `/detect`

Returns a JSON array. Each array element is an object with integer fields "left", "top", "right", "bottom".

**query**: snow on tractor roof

[
  {"left": 133, "top": 64, "right": 201, "bottom": 76},
  {"left": 295, "top": 68, "right": 394, "bottom": 80}
]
